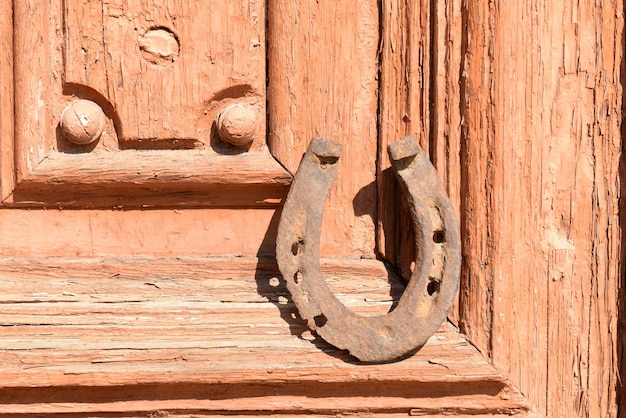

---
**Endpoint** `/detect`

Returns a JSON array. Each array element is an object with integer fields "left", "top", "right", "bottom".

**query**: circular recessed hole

[
  {"left": 433, "top": 231, "right": 445, "bottom": 243},
  {"left": 427, "top": 279, "right": 441, "bottom": 296},
  {"left": 317, "top": 155, "right": 339, "bottom": 169},
  {"left": 314, "top": 314, "right": 328, "bottom": 328},
  {"left": 294, "top": 271, "right": 303, "bottom": 284},
  {"left": 268, "top": 277, "right": 280, "bottom": 287},
  {"left": 138, "top": 27, "right": 180, "bottom": 66}
]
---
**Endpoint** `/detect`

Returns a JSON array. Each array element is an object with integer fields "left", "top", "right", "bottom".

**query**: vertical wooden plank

[
  {"left": 538, "top": 1, "right": 621, "bottom": 415},
  {"left": 461, "top": 0, "right": 623, "bottom": 416},
  {"left": 432, "top": 0, "right": 463, "bottom": 324},
  {"left": 267, "top": 0, "right": 379, "bottom": 257},
  {"left": 0, "top": 0, "right": 14, "bottom": 200},
  {"left": 587, "top": 6, "right": 623, "bottom": 417},
  {"left": 458, "top": 0, "right": 496, "bottom": 359},
  {"left": 14, "top": 0, "right": 51, "bottom": 181},
  {"left": 486, "top": 0, "right": 550, "bottom": 410},
  {"left": 377, "top": 0, "right": 462, "bottom": 320},
  {"left": 377, "top": 0, "right": 431, "bottom": 279}
]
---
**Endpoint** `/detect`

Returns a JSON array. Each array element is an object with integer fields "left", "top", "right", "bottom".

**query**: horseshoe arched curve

[{"left": 276, "top": 136, "right": 461, "bottom": 363}]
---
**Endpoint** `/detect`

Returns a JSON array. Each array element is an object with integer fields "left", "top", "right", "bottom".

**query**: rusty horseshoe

[{"left": 276, "top": 136, "right": 461, "bottom": 363}]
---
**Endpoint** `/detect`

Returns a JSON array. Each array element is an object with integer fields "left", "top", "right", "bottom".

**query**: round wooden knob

[
  {"left": 216, "top": 104, "right": 257, "bottom": 147},
  {"left": 60, "top": 100, "right": 106, "bottom": 145}
]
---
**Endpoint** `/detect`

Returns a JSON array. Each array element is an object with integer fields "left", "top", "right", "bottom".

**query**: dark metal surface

[{"left": 276, "top": 136, "right": 461, "bottom": 363}]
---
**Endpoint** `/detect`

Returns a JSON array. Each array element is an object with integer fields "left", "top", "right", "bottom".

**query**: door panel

[
  {"left": 64, "top": 0, "right": 264, "bottom": 145},
  {"left": 457, "top": 0, "right": 623, "bottom": 416},
  {"left": 0, "top": 0, "right": 623, "bottom": 417},
  {"left": 9, "top": 0, "right": 287, "bottom": 209}
]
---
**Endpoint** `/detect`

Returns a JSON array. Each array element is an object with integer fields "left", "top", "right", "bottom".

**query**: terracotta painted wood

[
  {"left": 0, "top": 0, "right": 13, "bottom": 201},
  {"left": 8, "top": 0, "right": 287, "bottom": 209},
  {"left": 0, "top": 209, "right": 280, "bottom": 258},
  {"left": 14, "top": 1, "right": 51, "bottom": 182},
  {"left": 459, "top": 0, "right": 623, "bottom": 416},
  {"left": 0, "top": 258, "right": 533, "bottom": 416},
  {"left": 0, "top": 0, "right": 624, "bottom": 416},
  {"left": 63, "top": 0, "right": 265, "bottom": 146},
  {"left": 431, "top": 0, "right": 463, "bottom": 325},
  {"left": 377, "top": 0, "right": 431, "bottom": 282},
  {"left": 267, "top": 0, "right": 379, "bottom": 257},
  {"left": 376, "top": 0, "right": 463, "bottom": 324},
  {"left": 8, "top": 150, "right": 290, "bottom": 208}
]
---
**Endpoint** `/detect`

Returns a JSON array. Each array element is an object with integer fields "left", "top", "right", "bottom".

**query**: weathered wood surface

[
  {"left": 7, "top": 0, "right": 281, "bottom": 209},
  {"left": 0, "top": 0, "right": 13, "bottom": 200},
  {"left": 376, "top": 0, "right": 430, "bottom": 283},
  {"left": 2, "top": 0, "right": 625, "bottom": 416},
  {"left": 431, "top": 0, "right": 463, "bottom": 326},
  {"left": 0, "top": 209, "right": 280, "bottom": 258},
  {"left": 63, "top": 0, "right": 265, "bottom": 144},
  {"left": 459, "top": 0, "right": 623, "bottom": 417},
  {"left": 0, "top": 258, "right": 531, "bottom": 416},
  {"left": 8, "top": 150, "right": 291, "bottom": 208},
  {"left": 376, "top": 0, "right": 463, "bottom": 325},
  {"left": 14, "top": 1, "right": 51, "bottom": 182},
  {"left": 267, "top": 0, "right": 379, "bottom": 257}
]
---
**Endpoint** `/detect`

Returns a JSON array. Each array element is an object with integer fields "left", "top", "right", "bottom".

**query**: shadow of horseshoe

[{"left": 276, "top": 136, "right": 461, "bottom": 363}]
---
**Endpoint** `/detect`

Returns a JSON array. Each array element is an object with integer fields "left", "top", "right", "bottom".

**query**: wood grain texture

[
  {"left": 0, "top": 257, "right": 532, "bottom": 416},
  {"left": 459, "top": 0, "right": 623, "bottom": 416},
  {"left": 0, "top": 209, "right": 279, "bottom": 258},
  {"left": 431, "top": 0, "right": 463, "bottom": 325},
  {"left": 458, "top": 0, "right": 496, "bottom": 361},
  {"left": 63, "top": 0, "right": 265, "bottom": 145},
  {"left": 376, "top": 0, "right": 463, "bottom": 325},
  {"left": 14, "top": 0, "right": 52, "bottom": 181},
  {"left": 377, "top": 0, "right": 430, "bottom": 281},
  {"left": 0, "top": 0, "right": 14, "bottom": 200},
  {"left": 2, "top": 1, "right": 625, "bottom": 415},
  {"left": 7, "top": 150, "right": 291, "bottom": 208},
  {"left": 267, "top": 0, "right": 379, "bottom": 257},
  {"left": 6, "top": 0, "right": 283, "bottom": 209}
]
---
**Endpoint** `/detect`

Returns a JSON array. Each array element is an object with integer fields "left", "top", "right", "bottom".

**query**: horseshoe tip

[
  {"left": 309, "top": 137, "right": 343, "bottom": 159},
  {"left": 388, "top": 135, "right": 421, "bottom": 164}
]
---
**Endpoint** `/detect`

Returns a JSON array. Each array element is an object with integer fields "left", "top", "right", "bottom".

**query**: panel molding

[
  {"left": 6, "top": 1, "right": 289, "bottom": 208},
  {"left": 0, "top": 257, "right": 536, "bottom": 416},
  {"left": 5, "top": 150, "right": 291, "bottom": 208}
]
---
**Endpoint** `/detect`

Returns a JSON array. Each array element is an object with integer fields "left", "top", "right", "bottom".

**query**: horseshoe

[{"left": 276, "top": 136, "right": 461, "bottom": 363}]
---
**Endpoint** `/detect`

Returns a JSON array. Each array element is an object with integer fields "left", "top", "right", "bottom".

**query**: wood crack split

[
  {"left": 427, "top": 359, "right": 450, "bottom": 369},
  {"left": 144, "top": 282, "right": 161, "bottom": 289}
]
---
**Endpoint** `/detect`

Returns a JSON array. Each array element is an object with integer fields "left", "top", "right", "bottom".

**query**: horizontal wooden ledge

[
  {"left": 0, "top": 257, "right": 532, "bottom": 416},
  {"left": 4, "top": 150, "right": 292, "bottom": 208}
]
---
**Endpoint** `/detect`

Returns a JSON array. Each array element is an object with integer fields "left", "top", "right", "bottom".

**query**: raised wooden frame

[
  {"left": 3, "top": 0, "right": 291, "bottom": 209},
  {"left": 0, "top": 258, "right": 536, "bottom": 416}
]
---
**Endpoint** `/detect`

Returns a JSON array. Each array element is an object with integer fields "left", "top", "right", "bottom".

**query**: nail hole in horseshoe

[
  {"left": 291, "top": 239, "right": 304, "bottom": 256},
  {"left": 314, "top": 314, "right": 328, "bottom": 327},
  {"left": 316, "top": 154, "right": 339, "bottom": 169},
  {"left": 427, "top": 279, "right": 441, "bottom": 296},
  {"left": 294, "top": 271, "right": 303, "bottom": 284},
  {"left": 433, "top": 230, "right": 445, "bottom": 243}
]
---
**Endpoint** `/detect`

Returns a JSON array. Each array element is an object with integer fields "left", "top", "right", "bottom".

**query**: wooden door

[{"left": 0, "top": 1, "right": 623, "bottom": 417}]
